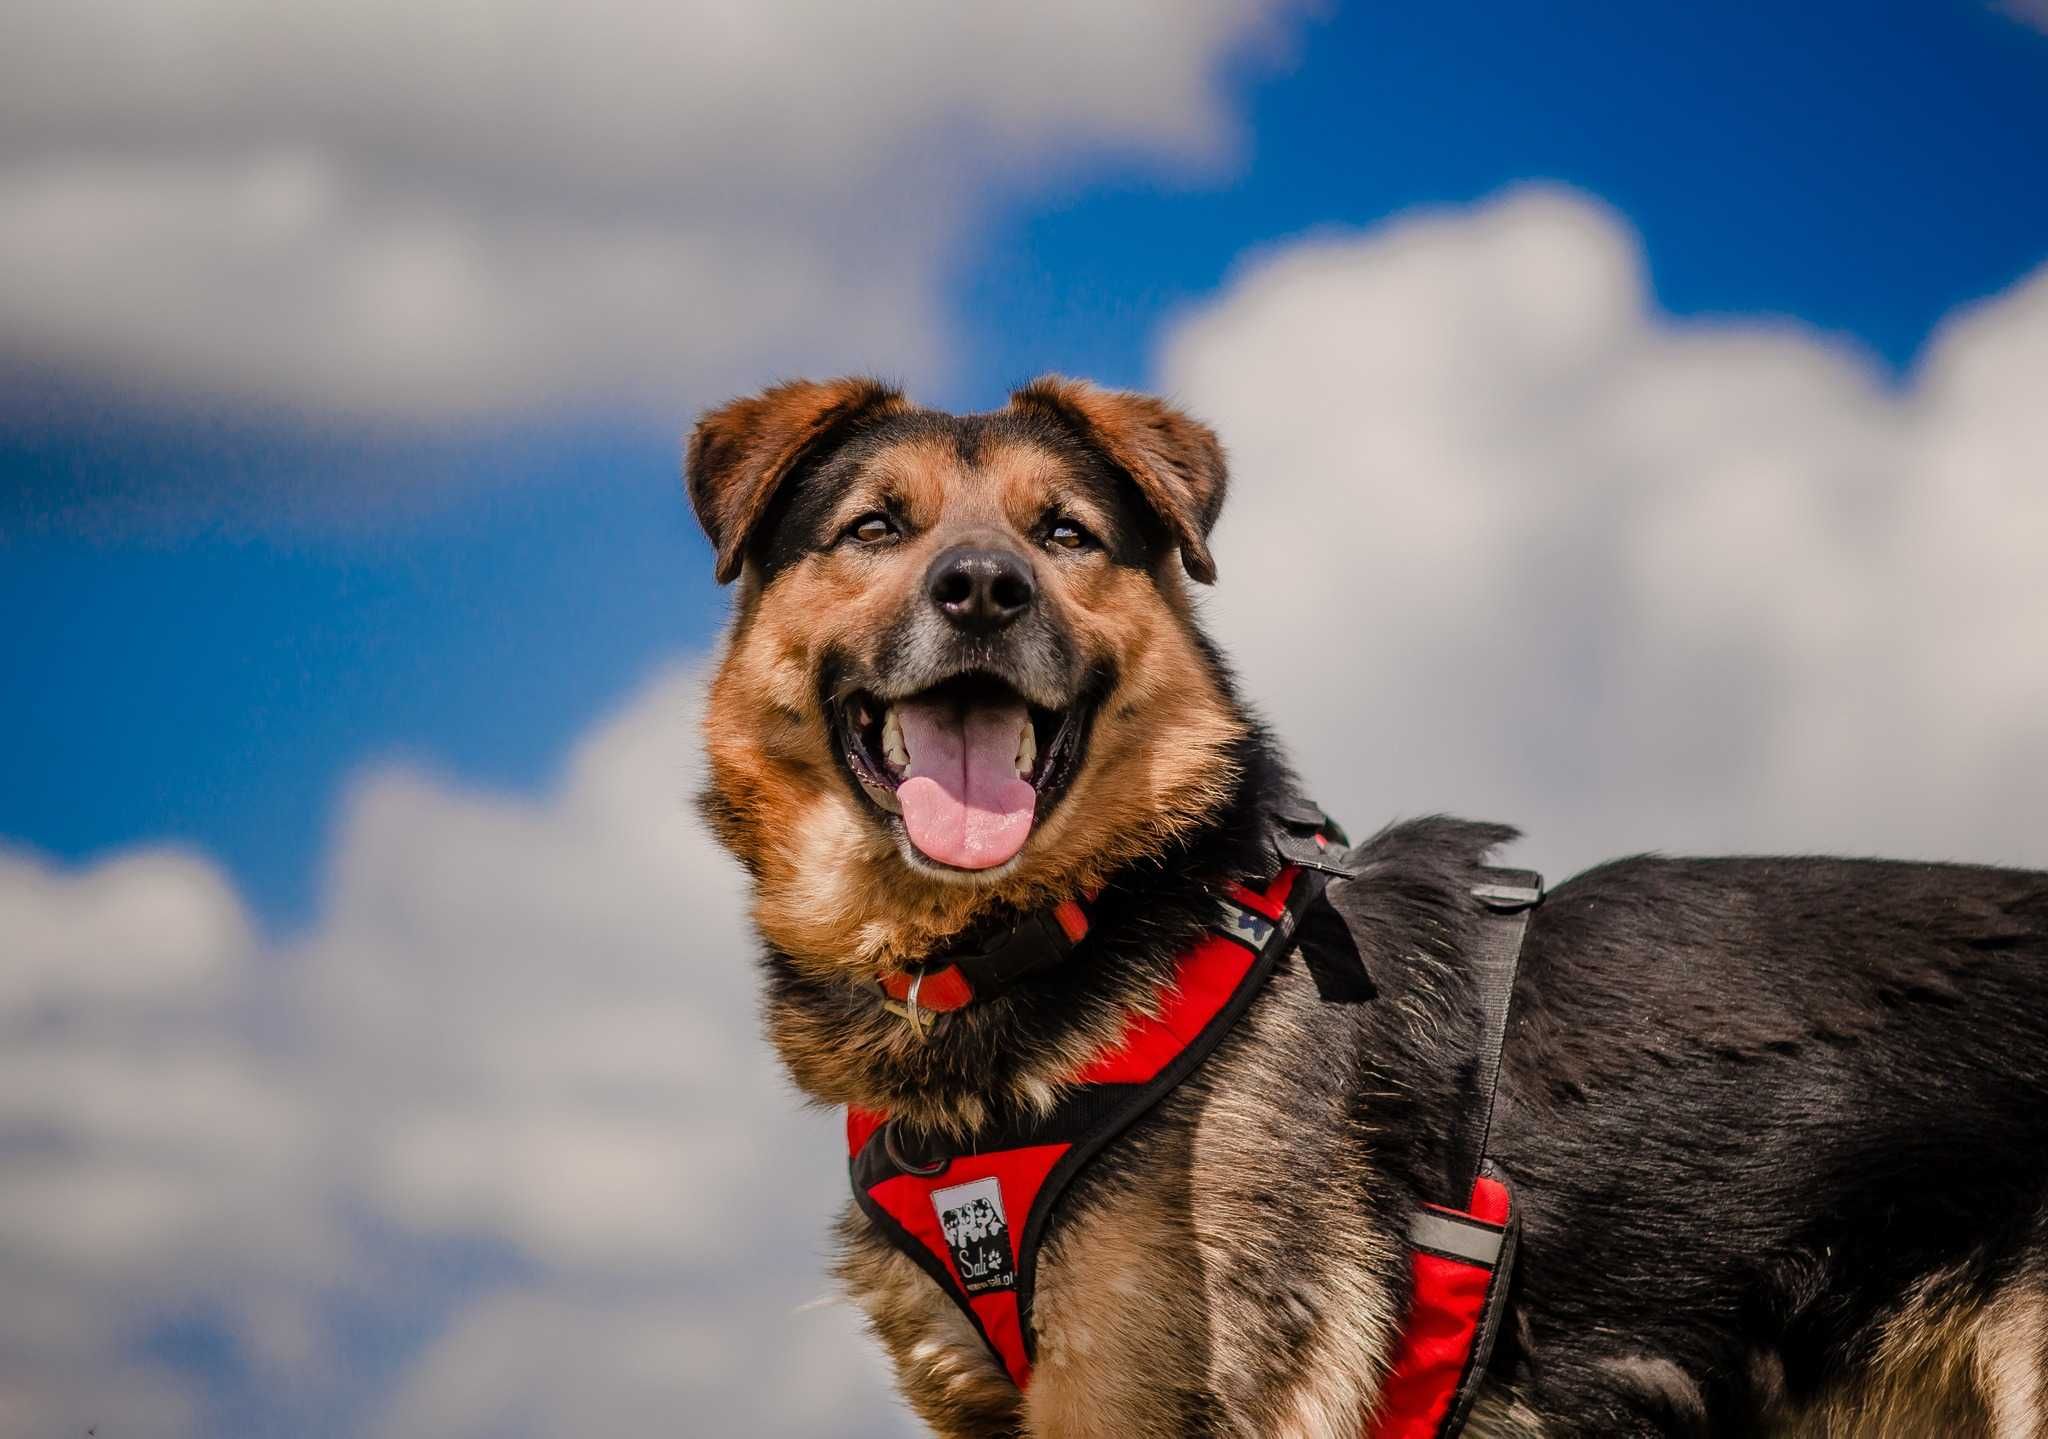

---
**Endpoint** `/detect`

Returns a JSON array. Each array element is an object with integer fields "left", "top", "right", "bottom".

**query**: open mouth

[{"left": 833, "top": 673, "right": 1092, "bottom": 872}]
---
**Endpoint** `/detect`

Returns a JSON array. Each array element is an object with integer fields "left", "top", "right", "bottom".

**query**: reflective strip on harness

[
  {"left": 1410, "top": 1210, "right": 1503, "bottom": 1267},
  {"left": 1365, "top": 1172, "right": 1518, "bottom": 1439}
]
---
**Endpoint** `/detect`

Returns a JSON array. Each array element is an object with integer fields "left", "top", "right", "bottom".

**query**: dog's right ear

[
  {"left": 1007, "top": 376, "right": 1228, "bottom": 584},
  {"left": 686, "top": 378, "right": 907, "bottom": 584}
]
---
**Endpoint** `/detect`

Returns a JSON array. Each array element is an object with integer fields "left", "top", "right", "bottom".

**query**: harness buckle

[
  {"left": 1470, "top": 873, "right": 1543, "bottom": 912},
  {"left": 1271, "top": 826, "right": 1358, "bottom": 877}
]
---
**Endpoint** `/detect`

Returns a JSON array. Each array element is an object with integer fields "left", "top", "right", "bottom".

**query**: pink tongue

[{"left": 894, "top": 699, "right": 1037, "bottom": 870}]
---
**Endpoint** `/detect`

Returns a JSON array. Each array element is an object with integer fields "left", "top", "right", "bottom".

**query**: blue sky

[
  {"left": 6, "top": 5, "right": 2048, "bottom": 1435},
  {"left": 6, "top": 1, "right": 2045, "bottom": 928}
]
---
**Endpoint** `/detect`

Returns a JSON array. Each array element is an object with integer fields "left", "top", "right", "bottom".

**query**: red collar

[
  {"left": 878, "top": 894, "right": 1097, "bottom": 1032},
  {"left": 875, "top": 821, "right": 1341, "bottom": 1031}
]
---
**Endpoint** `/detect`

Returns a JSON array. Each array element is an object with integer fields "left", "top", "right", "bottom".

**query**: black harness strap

[
  {"left": 1429, "top": 866, "right": 1540, "bottom": 1438},
  {"left": 1452, "top": 866, "right": 1541, "bottom": 1206}
]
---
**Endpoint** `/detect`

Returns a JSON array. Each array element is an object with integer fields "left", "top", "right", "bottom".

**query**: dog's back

[{"left": 1494, "top": 855, "right": 2048, "bottom": 1432}]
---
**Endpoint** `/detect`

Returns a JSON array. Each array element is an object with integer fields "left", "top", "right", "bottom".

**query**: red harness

[{"left": 846, "top": 848, "right": 1532, "bottom": 1438}]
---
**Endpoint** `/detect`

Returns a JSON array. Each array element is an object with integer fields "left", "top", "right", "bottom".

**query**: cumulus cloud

[
  {"left": 0, "top": 670, "right": 914, "bottom": 1437},
  {"left": 0, "top": 0, "right": 1299, "bottom": 418},
  {"left": 1182, "top": 187, "right": 2048, "bottom": 876},
  {"left": 0, "top": 847, "right": 329, "bottom": 1435},
  {"left": 8, "top": 190, "right": 2047, "bottom": 1435}
]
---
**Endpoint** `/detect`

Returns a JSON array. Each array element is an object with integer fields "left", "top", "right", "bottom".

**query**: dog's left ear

[
  {"left": 686, "top": 377, "right": 908, "bottom": 584},
  {"left": 1008, "top": 376, "right": 1228, "bottom": 583}
]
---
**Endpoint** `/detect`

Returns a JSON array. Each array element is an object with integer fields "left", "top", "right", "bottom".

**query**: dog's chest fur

[{"left": 838, "top": 962, "right": 1419, "bottom": 1439}]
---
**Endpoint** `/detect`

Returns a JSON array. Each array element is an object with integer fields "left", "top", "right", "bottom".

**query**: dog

[{"left": 685, "top": 376, "right": 2048, "bottom": 1437}]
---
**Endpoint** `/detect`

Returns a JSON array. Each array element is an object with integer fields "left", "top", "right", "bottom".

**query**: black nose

[{"left": 925, "top": 546, "right": 1036, "bottom": 634}]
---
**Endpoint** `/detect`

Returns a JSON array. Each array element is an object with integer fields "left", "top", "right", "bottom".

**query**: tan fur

[
  {"left": 1462, "top": 1393, "right": 1552, "bottom": 1438},
  {"left": 1009, "top": 377, "right": 1230, "bottom": 583},
  {"left": 699, "top": 417, "right": 1245, "bottom": 1128},
  {"left": 1977, "top": 1278, "right": 2048, "bottom": 1438},
  {"left": 1773, "top": 1264, "right": 2048, "bottom": 1437},
  {"left": 687, "top": 377, "right": 908, "bottom": 582},
  {"left": 1456, "top": 1285, "right": 2046, "bottom": 1439},
  {"left": 1189, "top": 974, "right": 1406, "bottom": 1437},
  {"left": 836, "top": 1210, "right": 1022, "bottom": 1437},
  {"left": 1024, "top": 1175, "right": 1210, "bottom": 1436}
]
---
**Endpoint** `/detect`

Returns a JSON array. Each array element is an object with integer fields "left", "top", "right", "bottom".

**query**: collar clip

[{"left": 878, "top": 895, "right": 1095, "bottom": 1034}]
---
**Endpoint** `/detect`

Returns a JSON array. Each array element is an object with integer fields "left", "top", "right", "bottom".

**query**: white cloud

[
  {"left": 1181, "top": 187, "right": 2048, "bottom": 876},
  {"left": 0, "top": 0, "right": 1300, "bottom": 418},
  {"left": 297, "top": 681, "right": 843, "bottom": 1286},
  {"left": 7, "top": 189, "right": 2047, "bottom": 1436},
  {"left": 0, "top": 669, "right": 913, "bottom": 1437},
  {"left": 0, "top": 846, "right": 251, "bottom": 1008},
  {"left": 368, "top": 1290, "right": 896, "bottom": 1439},
  {"left": 0, "top": 847, "right": 331, "bottom": 1436}
]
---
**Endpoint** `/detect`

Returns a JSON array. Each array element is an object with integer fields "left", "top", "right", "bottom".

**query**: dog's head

[{"left": 688, "top": 376, "right": 1246, "bottom": 970}]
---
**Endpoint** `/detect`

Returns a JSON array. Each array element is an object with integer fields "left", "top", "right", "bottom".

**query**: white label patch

[{"left": 931, "top": 1176, "right": 1016, "bottom": 1295}]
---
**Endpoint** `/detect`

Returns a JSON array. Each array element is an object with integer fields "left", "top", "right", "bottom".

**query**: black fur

[
  {"left": 729, "top": 393, "right": 2048, "bottom": 1433},
  {"left": 1490, "top": 851, "right": 2048, "bottom": 1428}
]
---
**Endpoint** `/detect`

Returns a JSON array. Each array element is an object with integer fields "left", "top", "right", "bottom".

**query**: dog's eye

[
  {"left": 1045, "top": 519, "right": 1093, "bottom": 551},
  {"left": 845, "top": 513, "right": 898, "bottom": 546}
]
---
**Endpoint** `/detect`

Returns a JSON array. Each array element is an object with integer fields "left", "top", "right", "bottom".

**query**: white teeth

[
  {"left": 1016, "top": 716, "right": 1036, "bottom": 778},
  {"left": 881, "top": 707, "right": 908, "bottom": 774}
]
